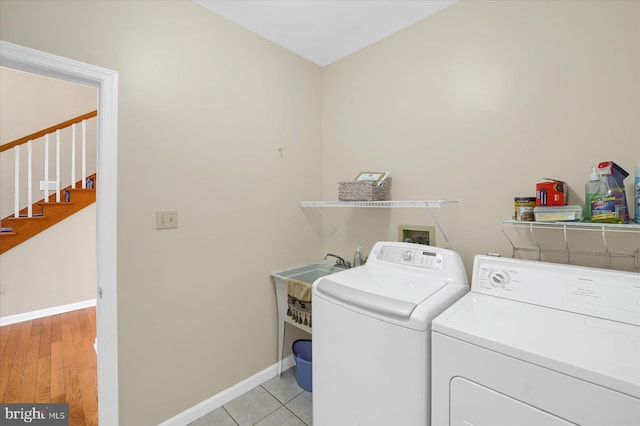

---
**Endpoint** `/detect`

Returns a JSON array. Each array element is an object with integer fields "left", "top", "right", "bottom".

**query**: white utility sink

[
  {"left": 270, "top": 261, "right": 343, "bottom": 375},
  {"left": 272, "top": 261, "right": 343, "bottom": 285}
]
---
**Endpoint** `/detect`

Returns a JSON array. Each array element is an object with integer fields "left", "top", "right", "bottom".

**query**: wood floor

[{"left": 0, "top": 307, "right": 97, "bottom": 425}]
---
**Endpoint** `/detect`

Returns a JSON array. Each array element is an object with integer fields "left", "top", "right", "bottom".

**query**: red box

[{"left": 536, "top": 179, "right": 568, "bottom": 206}]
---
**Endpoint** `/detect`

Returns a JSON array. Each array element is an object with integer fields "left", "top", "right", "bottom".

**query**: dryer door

[{"left": 450, "top": 377, "right": 577, "bottom": 426}]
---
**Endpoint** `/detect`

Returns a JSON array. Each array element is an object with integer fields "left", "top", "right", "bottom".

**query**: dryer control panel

[{"left": 472, "top": 255, "right": 640, "bottom": 326}]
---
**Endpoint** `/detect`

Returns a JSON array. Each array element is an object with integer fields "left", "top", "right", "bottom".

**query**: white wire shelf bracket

[
  {"left": 300, "top": 200, "right": 459, "bottom": 248},
  {"left": 501, "top": 220, "right": 640, "bottom": 270}
]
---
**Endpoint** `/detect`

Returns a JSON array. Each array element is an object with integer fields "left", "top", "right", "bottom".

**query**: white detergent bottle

[
  {"left": 585, "top": 167, "right": 605, "bottom": 221},
  {"left": 353, "top": 247, "right": 363, "bottom": 267}
]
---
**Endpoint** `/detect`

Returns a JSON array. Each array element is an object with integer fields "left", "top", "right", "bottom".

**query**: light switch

[{"left": 156, "top": 210, "right": 178, "bottom": 230}]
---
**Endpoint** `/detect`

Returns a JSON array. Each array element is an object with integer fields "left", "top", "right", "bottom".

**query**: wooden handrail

[{"left": 0, "top": 109, "right": 97, "bottom": 153}]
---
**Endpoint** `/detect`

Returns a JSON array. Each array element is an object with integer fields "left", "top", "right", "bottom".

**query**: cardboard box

[{"left": 536, "top": 179, "right": 568, "bottom": 206}]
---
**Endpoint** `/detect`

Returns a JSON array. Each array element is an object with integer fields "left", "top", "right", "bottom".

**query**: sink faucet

[{"left": 324, "top": 253, "right": 351, "bottom": 269}]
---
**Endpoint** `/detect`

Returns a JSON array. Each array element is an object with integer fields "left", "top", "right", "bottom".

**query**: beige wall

[
  {"left": 0, "top": 1, "right": 322, "bottom": 424},
  {"left": 0, "top": 67, "right": 97, "bottom": 143},
  {"left": 1, "top": 0, "right": 638, "bottom": 424},
  {"left": 321, "top": 0, "right": 640, "bottom": 275},
  {"left": 0, "top": 204, "right": 97, "bottom": 316}
]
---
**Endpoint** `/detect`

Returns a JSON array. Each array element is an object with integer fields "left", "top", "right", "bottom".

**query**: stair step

[
  {"left": 3, "top": 215, "right": 48, "bottom": 224},
  {"left": 0, "top": 189, "right": 96, "bottom": 255},
  {"left": 39, "top": 201, "right": 79, "bottom": 207}
]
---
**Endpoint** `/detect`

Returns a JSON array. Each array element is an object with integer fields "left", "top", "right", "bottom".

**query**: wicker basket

[{"left": 339, "top": 180, "right": 386, "bottom": 201}]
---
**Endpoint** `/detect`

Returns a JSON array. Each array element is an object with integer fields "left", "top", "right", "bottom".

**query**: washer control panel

[{"left": 376, "top": 245, "right": 444, "bottom": 270}]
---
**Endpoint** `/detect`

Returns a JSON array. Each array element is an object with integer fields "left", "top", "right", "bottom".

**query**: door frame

[{"left": 1, "top": 40, "right": 119, "bottom": 424}]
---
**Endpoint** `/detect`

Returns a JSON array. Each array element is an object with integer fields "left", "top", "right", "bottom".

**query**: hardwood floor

[{"left": 0, "top": 307, "right": 97, "bottom": 425}]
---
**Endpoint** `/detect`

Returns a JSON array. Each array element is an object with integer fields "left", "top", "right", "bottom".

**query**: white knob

[
  {"left": 402, "top": 250, "right": 414, "bottom": 262},
  {"left": 489, "top": 271, "right": 509, "bottom": 287}
]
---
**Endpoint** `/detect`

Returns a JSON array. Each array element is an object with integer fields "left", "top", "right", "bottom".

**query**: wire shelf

[
  {"left": 300, "top": 200, "right": 458, "bottom": 208},
  {"left": 501, "top": 220, "right": 640, "bottom": 270}
]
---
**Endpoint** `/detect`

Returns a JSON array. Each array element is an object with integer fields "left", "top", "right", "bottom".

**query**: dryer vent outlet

[{"left": 399, "top": 225, "right": 435, "bottom": 246}]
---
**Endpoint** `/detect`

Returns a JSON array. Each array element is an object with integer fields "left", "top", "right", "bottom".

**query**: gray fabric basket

[{"left": 338, "top": 181, "right": 386, "bottom": 201}]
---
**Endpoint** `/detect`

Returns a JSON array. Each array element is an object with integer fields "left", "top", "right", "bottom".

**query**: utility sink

[
  {"left": 271, "top": 261, "right": 343, "bottom": 285},
  {"left": 270, "top": 261, "right": 344, "bottom": 376}
]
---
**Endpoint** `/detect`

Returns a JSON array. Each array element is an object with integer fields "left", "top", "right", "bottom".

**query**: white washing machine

[
  {"left": 312, "top": 241, "right": 469, "bottom": 426},
  {"left": 432, "top": 255, "right": 640, "bottom": 426}
]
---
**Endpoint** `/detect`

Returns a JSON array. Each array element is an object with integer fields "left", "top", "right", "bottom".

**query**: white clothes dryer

[
  {"left": 312, "top": 242, "right": 469, "bottom": 426},
  {"left": 432, "top": 255, "right": 640, "bottom": 426}
]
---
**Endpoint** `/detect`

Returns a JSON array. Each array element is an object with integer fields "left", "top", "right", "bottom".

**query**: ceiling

[{"left": 193, "top": 0, "right": 457, "bottom": 67}]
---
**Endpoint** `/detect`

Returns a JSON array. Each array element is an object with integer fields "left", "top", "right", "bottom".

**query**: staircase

[
  {"left": 0, "top": 175, "right": 96, "bottom": 254},
  {"left": 0, "top": 110, "right": 98, "bottom": 255}
]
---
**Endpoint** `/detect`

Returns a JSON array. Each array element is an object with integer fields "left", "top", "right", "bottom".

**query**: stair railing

[{"left": 1, "top": 110, "right": 97, "bottom": 219}]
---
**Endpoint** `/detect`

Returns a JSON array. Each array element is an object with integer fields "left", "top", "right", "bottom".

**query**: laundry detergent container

[{"left": 292, "top": 339, "right": 312, "bottom": 391}]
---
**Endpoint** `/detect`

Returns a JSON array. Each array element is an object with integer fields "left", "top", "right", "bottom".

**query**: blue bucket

[{"left": 292, "top": 339, "right": 312, "bottom": 392}]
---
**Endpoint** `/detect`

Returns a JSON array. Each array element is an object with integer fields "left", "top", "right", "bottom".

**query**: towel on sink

[{"left": 287, "top": 278, "right": 312, "bottom": 328}]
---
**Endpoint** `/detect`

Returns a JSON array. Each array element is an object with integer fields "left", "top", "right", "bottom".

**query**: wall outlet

[{"left": 156, "top": 211, "right": 178, "bottom": 230}]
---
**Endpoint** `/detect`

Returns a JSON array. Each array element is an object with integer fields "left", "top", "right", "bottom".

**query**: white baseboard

[
  {"left": 0, "top": 299, "right": 97, "bottom": 326},
  {"left": 159, "top": 355, "right": 296, "bottom": 426}
]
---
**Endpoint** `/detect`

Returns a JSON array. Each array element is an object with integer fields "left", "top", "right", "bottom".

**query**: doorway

[{"left": 0, "top": 40, "right": 119, "bottom": 424}]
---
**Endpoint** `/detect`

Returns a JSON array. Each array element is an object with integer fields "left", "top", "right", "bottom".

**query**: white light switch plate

[{"left": 156, "top": 211, "right": 178, "bottom": 230}]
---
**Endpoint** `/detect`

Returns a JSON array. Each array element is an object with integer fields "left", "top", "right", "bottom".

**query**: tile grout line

[
  {"left": 222, "top": 405, "right": 240, "bottom": 426},
  {"left": 260, "top": 383, "right": 304, "bottom": 406},
  {"left": 283, "top": 404, "right": 310, "bottom": 426},
  {"left": 252, "top": 383, "right": 309, "bottom": 426},
  {"left": 249, "top": 384, "right": 287, "bottom": 425}
]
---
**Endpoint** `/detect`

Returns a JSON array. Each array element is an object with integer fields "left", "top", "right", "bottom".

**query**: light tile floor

[{"left": 189, "top": 369, "right": 312, "bottom": 426}]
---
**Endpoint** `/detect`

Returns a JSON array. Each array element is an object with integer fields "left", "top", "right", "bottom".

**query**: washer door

[{"left": 450, "top": 377, "right": 577, "bottom": 426}]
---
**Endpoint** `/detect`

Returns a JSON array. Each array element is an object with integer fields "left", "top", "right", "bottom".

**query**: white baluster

[
  {"left": 71, "top": 123, "right": 76, "bottom": 188},
  {"left": 27, "top": 140, "right": 33, "bottom": 218},
  {"left": 82, "top": 119, "right": 86, "bottom": 189},
  {"left": 55, "top": 129, "right": 61, "bottom": 202},
  {"left": 44, "top": 133, "right": 50, "bottom": 202},
  {"left": 14, "top": 145, "right": 20, "bottom": 219}
]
